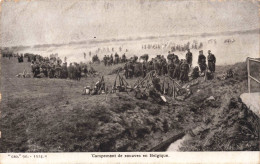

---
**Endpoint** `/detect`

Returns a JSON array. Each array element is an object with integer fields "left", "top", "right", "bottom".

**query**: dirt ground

[{"left": 0, "top": 57, "right": 259, "bottom": 152}]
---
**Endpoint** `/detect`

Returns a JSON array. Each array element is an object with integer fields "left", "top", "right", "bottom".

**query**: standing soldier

[
  {"left": 124, "top": 63, "right": 129, "bottom": 79},
  {"left": 167, "top": 60, "right": 175, "bottom": 78},
  {"left": 128, "top": 61, "right": 134, "bottom": 78},
  {"left": 180, "top": 60, "right": 189, "bottom": 83},
  {"left": 103, "top": 55, "right": 107, "bottom": 66},
  {"left": 141, "top": 61, "right": 147, "bottom": 78},
  {"left": 84, "top": 53, "right": 86, "bottom": 59},
  {"left": 186, "top": 49, "right": 193, "bottom": 68},
  {"left": 198, "top": 50, "right": 207, "bottom": 74},
  {"left": 122, "top": 53, "right": 126, "bottom": 63},
  {"left": 114, "top": 52, "right": 119, "bottom": 64},
  {"left": 110, "top": 54, "right": 114, "bottom": 65},
  {"left": 207, "top": 50, "right": 216, "bottom": 73},
  {"left": 173, "top": 59, "right": 180, "bottom": 80},
  {"left": 161, "top": 56, "right": 168, "bottom": 75}
]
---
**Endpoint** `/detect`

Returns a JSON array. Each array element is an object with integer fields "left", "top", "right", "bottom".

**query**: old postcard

[{"left": 0, "top": 0, "right": 259, "bottom": 163}]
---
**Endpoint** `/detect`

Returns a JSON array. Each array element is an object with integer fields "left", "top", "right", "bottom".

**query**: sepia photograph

[{"left": 0, "top": 0, "right": 259, "bottom": 158}]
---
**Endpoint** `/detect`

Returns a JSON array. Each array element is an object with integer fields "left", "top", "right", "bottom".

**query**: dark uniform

[
  {"left": 124, "top": 63, "right": 129, "bottom": 79},
  {"left": 122, "top": 54, "right": 126, "bottom": 63},
  {"left": 103, "top": 55, "right": 107, "bottom": 66},
  {"left": 207, "top": 50, "right": 216, "bottom": 73},
  {"left": 167, "top": 61, "right": 175, "bottom": 78},
  {"left": 186, "top": 49, "right": 193, "bottom": 68},
  {"left": 191, "top": 66, "right": 200, "bottom": 79},
  {"left": 180, "top": 61, "right": 189, "bottom": 83},
  {"left": 173, "top": 60, "right": 180, "bottom": 80},
  {"left": 198, "top": 50, "right": 207, "bottom": 73},
  {"left": 141, "top": 62, "right": 147, "bottom": 78}
]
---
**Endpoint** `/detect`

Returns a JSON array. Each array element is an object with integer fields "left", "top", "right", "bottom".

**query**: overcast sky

[{"left": 0, "top": 0, "right": 259, "bottom": 47}]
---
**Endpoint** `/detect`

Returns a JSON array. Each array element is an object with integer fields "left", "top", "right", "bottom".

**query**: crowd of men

[
  {"left": 29, "top": 55, "right": 93, "bottom": 80},
  {"left": 123, "top": 49, "right": 216, "bottom": 83},
  {"left": 5, "top": 53, "right": 96, "bottom": 80},
  {"left": 141, "top": 41, "right": 203, "bottom": 52},
  {"left": 103, "top": 53, "right": 127, "bottom": 66},
  {"left": 2, "top": 46, "right": 216, "bottom": 84}
]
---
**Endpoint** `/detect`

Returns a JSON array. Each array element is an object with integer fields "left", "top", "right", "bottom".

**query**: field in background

[{"left": 12, "top": 32, "right": 259, "bottom": 66}]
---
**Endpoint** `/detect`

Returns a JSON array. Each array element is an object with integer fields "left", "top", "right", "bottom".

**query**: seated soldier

[{"left": 191, "top": 66, "right": 200, "bottom": 79}]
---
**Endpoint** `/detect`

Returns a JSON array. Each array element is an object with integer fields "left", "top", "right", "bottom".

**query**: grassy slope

[{"left": 0, "top": 57, "right": 259, "bottom": 152}]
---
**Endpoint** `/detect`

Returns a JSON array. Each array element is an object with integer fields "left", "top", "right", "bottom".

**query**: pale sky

[{"left": 0, "top": 0, "right": 259, "bottom": 47}]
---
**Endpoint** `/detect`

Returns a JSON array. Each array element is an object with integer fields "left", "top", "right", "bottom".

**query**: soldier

[
  {"left": 110, "top": 54, "right": 114, "bottom": 65},
  {"left": 167, "top": 60, "right": 175, "bottom": 78},
  {"left": 55, "top": 63, "right": 62, "bottom": 78},
  {"left": 180, "top": 60, "right": 189, "bottom": 83},
  {"left": 83, "top": 64, "right": 88, "bottom": 77},
  {"left": 68, "top": 63, "right": 74, "bottom": 79},
  {"left": 128, "top": 61, "right": 134, "bottom": 78},
  {"left": 173, "top": 57, "right": 180, "bottom": 80},
  {"left": 191, "top": 66, "right": 200, "bottom": 79},
  {"left": 122, "top": 53, "right": 126, "bottom": 63},
  {"left": 114, "top": 53, "right": 119, "bottom": 64},
  {"left": 153, "top": 59, "right": 161, "bottom": 75},
  {"left": 103, "top": 55, "right": 107, "bottom": 66},
  {"left": 186, "top": 49, "right": 193, "bottom": 68},
  {"left": 124, "top": 63, "right": 129, "bottom": 79},
  {"left": 33, "top": 62, "right": 40, "bottom": 78},
  {"left": 61, "top": 63, "right": 68, "bottom": 79},
  {"left": 75, "top": 63, "right": 82, "bottom": 81},
  {"left": 161, "top": 56, "right": 168, "bottom": 75},
  {"left": 207, "top": 50, "right": 216, "bottom": 73},
  {"left": 198, "top": 50, "right": 207, "bottom": 74},
  {"left": 148, "top": 76, "right": 165, "bottom": 104},
  {"left": 142, "top": 61, "right": 148, "bottom": 78}
]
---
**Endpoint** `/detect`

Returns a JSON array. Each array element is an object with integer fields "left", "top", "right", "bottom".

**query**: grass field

[{"left": 0, "top": 57, "right": 259, "bottom": 152}]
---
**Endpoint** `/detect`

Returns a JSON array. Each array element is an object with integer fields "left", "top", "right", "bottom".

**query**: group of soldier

[
  {"left": 94, "top": 46, "right": 126, "bottom": 54},
  {"left": 141, "top": 41, "right": 203, "bottom": 53},
  {"left": 122, "top": 49, "right": 216, "bottom": 83},
  {"left": 103, "top": 53, "right": 127, "bottom": 66},
  {"left": 170, "top": 42, "right": 203, "bottom": 52},
  {"left": 26, "top": 54, "right": 94, "bottom": 80}
]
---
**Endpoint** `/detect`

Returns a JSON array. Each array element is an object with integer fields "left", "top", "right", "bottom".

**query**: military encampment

[{"left": 0, "top": 0, "right": 259, "bottom": 154}]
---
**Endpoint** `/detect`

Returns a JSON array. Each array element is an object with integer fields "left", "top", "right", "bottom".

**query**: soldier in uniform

[
  {"left": 186, "top": 49, "right": 193, "bottom": 68},
  {"left": 167, "top": 60, "right": 175, "bottom": 78},
  {"left": 55, "top": 63, "right": 62, "bottom": 78},
  {"left": 173, "top": 58, "right": 180, "bottom": 80},
  {"left": 191, "top": 66, "right": 200, "bottom": 79},
  {"left": 110, "top": 54, "right": 114, "bottom": 65},
  {"left": 180, "top": 60, "right": 189, "bottom": 83},
  {"left": 161, "top": 57, "right": 167, "bottom": 76},
  {"left": 103, "top": 55, "right": 107, "bottom": 66},
  {"left": 114, "top": 53, "right": 119, "bottom": 64},
  {"left": 198, "top": 50, "right": 207, "bottom": 74},
  {"left": 76, "top": 63, "right": 82, "bottom": 81},
  {"left": 148, "top": 76, "right": 165, "bottom": 104},
  {"left": 141, "top": 62, "right": 147, "bottom": 78},
  {"left": 124, "top": 63, "right": 129, "bottom": 79},
  {"left": 122, "top": 53, "right": 126, "bottom": 63},
  {"left": 61, "top": 63, "right": 68, "bottom": 79},
  {"left": 207, "top": 50, "right": 216, "bottom": 73}
]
